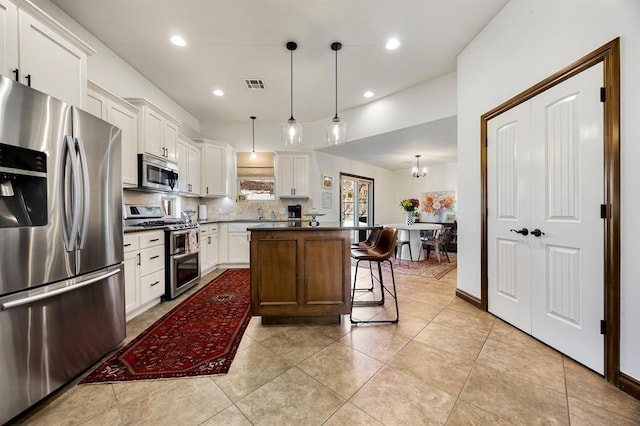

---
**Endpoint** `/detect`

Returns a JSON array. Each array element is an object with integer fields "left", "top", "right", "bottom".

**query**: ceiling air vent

[{"left": 244, "top": 79, "right": 265, "bottom": 89}]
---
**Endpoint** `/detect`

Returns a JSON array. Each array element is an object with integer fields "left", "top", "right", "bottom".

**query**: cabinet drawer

[
  {"left": 139, "top": 230, "right": 165, "bottom": 249},
  {"left": 139, "top": 245, "right": 164, "bottom": 276},
  {"left": 123, "top": 234, "right": 139, "bottom": 253},
  {"left": 140, "top": 269, "right": 164, "bottom": 303}
]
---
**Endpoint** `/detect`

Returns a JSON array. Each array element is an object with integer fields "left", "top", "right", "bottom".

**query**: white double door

[{"left": 487, "top": 63, "right": 604, "bottom": 373}]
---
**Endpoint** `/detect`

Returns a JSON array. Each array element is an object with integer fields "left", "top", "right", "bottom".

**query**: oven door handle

[{"left": 173, "top": 251, "right": 198, "bottom": 260}]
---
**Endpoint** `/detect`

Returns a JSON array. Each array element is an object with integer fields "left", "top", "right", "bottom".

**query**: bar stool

[
  {"left": 350, "top": 227, "right": 399, "bottom": 324},
  {"left": 351, "top": 228, "right": 382, "bottom": 291}
]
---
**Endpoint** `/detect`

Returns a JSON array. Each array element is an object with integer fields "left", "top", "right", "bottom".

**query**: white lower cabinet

[
  {"left": 226, "top": 223, "right": 259, "bottom": 265},
  {"left": 200, "top": 224, "right": 219, "bottom": 274},
  {"left": 123, "top": 230, "right": 165, "bottom": 321}
]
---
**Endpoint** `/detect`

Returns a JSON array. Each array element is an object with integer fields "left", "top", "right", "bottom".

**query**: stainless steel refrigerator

[{"left": 0, "top": 76, "right": 124, "bottom": 423}]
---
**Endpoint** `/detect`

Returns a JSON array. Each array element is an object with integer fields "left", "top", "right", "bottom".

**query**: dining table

[{"left": 383, "top": 222, "right": 444, "bottom": 261}]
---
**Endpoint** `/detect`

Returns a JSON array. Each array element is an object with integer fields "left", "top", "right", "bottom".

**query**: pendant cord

[
  {"left": 290, "top": 49, "right": 294, "bottom": 120},
  {"left": 334, "top": 48, "right": 338, "bottom": 120},
  {"left": 252, "top": 118, "right": 255, "bottom": 152}
]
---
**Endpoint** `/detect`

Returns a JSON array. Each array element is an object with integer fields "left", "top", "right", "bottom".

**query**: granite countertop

[
  {"left": 198, "top": 219, "right": 290, "bottom": 224},
  {"left": 248, "top": 222, "right": 383, "bottom": 231}
]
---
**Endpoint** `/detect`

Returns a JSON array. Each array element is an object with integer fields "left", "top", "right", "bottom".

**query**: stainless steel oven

[{"left": 165, "top": 224, "right": 200, "bottom": 300}]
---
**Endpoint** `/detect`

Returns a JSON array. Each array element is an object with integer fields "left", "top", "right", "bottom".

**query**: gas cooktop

[{"left": 123, "top": 205, "right": 199, "bottom": 231}]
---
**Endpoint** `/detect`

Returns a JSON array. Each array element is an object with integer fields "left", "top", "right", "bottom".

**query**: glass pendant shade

[
  {"left": 283, "top": 41, "right": 302, "bottom": 146},
  {"left": 326, "top": 41, "right": 347, "bottom": 145},
  {"left": 326, "top": 116, "right": 347, "bottom": 145},
  {"left": 283, "top": 117, "right": 302, "bottom": 146}
]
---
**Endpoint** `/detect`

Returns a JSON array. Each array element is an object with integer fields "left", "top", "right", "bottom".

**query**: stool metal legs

[{"left": 350, "top": 258, "right": 399, "bottom": 324}]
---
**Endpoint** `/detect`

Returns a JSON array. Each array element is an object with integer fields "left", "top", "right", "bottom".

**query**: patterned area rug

[
  {"left": 81, "top": 269, "right": 251, "bottom": 383},
  {"left": 382, "top": 253, "right": 457, "bottom": 280}
]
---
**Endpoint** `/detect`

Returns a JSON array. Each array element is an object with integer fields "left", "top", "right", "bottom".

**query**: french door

[
  {"left": 487, "top": 63, "right": 605, "bottom": 373},
  {"left": 340, "top": 173, "right": 374, "bottom": 243}
]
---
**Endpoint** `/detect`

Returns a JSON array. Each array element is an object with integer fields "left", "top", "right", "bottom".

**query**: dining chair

[
  {"left": 394, "top": 236, "right": 413, "bottom": 264},
  {"left": 350, "top": 227, "right": 399, "bottom": 324},
  {"left": 421, "top": 227, "right": 451, "bottom": 263}
]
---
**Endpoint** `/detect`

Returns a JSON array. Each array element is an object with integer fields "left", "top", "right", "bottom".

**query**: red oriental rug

[
  {"left": 81, "top": 269, "right": 251, "bottom": 383},
  {"left": 381, "top": 253, "right": 457, "bottom": 280}
]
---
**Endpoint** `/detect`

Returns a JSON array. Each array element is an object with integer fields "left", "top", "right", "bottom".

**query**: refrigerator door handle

[
  {"left": 60, "top": 135, "right": 81, "bottom": 251},
  {"left": 75, "top": 137, "right": 91, "bottom": 249},
  {"left": 0, "top": 269, "right": 121, "bottom": 311}
]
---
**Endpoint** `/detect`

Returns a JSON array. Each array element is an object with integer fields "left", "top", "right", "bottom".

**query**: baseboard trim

[
  {"left": 619, "top": 372, "right": 640, "bottom": 400},
  {"left": 455, "top": 288, "right": 482, "bottom": 309}
]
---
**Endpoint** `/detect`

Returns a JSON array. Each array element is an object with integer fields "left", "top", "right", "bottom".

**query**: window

[{"left": 236, "top": 152, "right": 275, "bottom": 201}]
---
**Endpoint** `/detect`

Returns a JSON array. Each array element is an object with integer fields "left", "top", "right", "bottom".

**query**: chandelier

[{"left": 411, "top": 155, "right": 427, "bottom": 178}]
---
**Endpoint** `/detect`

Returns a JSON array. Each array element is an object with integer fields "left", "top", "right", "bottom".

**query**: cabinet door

[
  {"left": 141, "top": 107, "right": 164, "bottom": 158},
  {"left": 188, "top": 144, "right": 201, "bottom": 195},
  {"left": 293, "top": 154, "right": 310, "bottom": 197},
  {"left": 164, "top": 120, "right": 178, "bottom": 162},
  {"left": 277, "top": 154, "right": 295, "bottom": 197},
  {"left": 18, "top": 10, "right": 86, "bottom": 107},
  {"left": 228, "top": 232, "right": 249, "bottom": 263},
  {"left": 210, "top": 230, "right": 219, "bottom": 267},
  {"left": 123, "top": 250, "right": 140, "bottom": 318},
  {"left": 85, "top": 88, "right": 106, "bottom": 119},
  {"left": 176, "top": 138, "right": 189, "bottom": 193},
  {"left": 203, "top": 144, "right": 226, "bottom": 196},
  {"left": 108, "top": 101, "right": 139, "bottom": 187},
  {"left": 0, "top": 0, "right": 18, "bottom": 78}
]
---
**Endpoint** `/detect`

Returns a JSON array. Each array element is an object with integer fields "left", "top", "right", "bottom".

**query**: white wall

[
  {"left": 30, "top": 0, "right": 201, "bottom": 134},
  {"left": 457, "top": 0, "right": 640, "bottom": 381},
  {"left": 311, "top": 72, "right": 457, "bottom": 146},
  {"left": 391, "top": 163, "right": 458, "bottom": 223}
]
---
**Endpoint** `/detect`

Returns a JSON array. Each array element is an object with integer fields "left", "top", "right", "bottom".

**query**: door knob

[
  {"left": 531, "top": 229, "right": 545, "bottom": 237},
  {"left": 510, "top": 228, "right": 529, "bottom": 236}
]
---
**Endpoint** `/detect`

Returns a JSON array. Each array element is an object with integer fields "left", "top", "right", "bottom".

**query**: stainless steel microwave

[{"left": 138, "top": 154, "right": 179, "bottom": 192}]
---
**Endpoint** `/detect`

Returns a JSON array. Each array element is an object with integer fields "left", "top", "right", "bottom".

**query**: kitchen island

[{"left": 248, "top": 222, "right": 381, "bottom": 324}]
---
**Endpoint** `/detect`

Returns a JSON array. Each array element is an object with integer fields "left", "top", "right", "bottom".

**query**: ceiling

[{"left": 50, "top": 0, "right": 508, "bottom": 170}]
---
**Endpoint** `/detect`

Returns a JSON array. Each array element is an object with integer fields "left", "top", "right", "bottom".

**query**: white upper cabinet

[
  {"left": 1, "top": 0, "right": 94, "bottom": 108},
  {"left": 188, "top": 143, "right": 201, "bottom": 195},
  {"left": 125, "top": 98, "right": 181, "bottom": 162},
  {"left": 176, "top": 135, "right": 201, "bottom": 195},
  {"left": 87, "top": 81, "right": 140, "bottom": 187},
  {"left": 276, "top": 152, "right": 310, "bottom": 198},
  {"left": 195, "top": 139, "right": 232, "bottom": 197},
  {"left": 0, "top": 0, "right": 18, "bottom": 78}
]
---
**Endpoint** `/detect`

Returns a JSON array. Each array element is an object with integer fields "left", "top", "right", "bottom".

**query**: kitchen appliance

[
  {"left": 123, "top": 204, "right": 200, "bottom": 300},
  {"left": 198, "top": 204, "right": 208, "bottom": 220},
  {"left": 0, "top": 76, "right": 124, "bottom": 424},
  {"left": 287, "top": 204, "right": 301, "bottom": 226},
  {"left": 138, "top": 153, "right": 179, "bottom": 192}
]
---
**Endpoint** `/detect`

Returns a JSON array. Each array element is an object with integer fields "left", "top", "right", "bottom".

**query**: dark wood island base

[{"left": 249, "top": 224, "right": 356, "bottom": 324}]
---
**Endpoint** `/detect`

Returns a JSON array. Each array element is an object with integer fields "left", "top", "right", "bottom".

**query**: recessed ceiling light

[
  {"left": 363, "top": 91, "right": 374, "bottom": 98},
  {"left": 212, "top": 89, "right": 224, "bottom": 97},
  {"left": 385, "top": 38, "right": 400, "bottom": 50},
  {"left": 170, "top": 35, "right": 187, "bottom": 47}
]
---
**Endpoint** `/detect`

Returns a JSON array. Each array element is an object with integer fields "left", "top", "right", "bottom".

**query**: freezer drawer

[{"left": 0, "top": 265, "right": 125, "bottom": 424}]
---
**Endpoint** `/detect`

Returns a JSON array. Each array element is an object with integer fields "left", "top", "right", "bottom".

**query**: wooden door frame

[{"left": 479, "top": 38, "right": 631, "bottom": 394}]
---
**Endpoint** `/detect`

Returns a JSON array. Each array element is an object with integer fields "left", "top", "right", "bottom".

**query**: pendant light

[
  {"left": 283, "top": 41, "right": 302, "bottom": 146},
  {"left": 411, "top": 155, "right": 428, "bottom": 178},
  {"left": 326, "top": 41, "right": 347, "bottom": 145},
  {"left": 250, "top": 116, "right": 257, "bottom": 159}
]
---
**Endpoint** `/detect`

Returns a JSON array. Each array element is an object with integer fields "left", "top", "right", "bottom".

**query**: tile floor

[{"left": 17, "top": 266, "right": 640, "bottom": 425}]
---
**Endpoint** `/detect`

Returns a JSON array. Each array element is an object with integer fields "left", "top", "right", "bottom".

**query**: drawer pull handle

[
  {"left": 151, "top": 281, "right": 160, "bottom": 287},
  {"left": 124, "top": 243, "right": 132, "bottom": 247},
  {"left": 150, "top": 255, "right": 160, "bottom": 260},
  {"left": 149, "top": 238, "right": 160, "bottom": 242}
]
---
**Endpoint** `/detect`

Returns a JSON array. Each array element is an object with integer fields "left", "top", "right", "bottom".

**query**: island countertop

[{"left": 247, "top": 222, "right": 382, "bottom": 231}]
